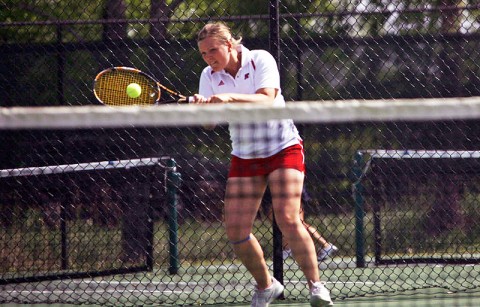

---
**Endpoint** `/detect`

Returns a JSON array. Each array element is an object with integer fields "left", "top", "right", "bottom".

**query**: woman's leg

[
  {"left": 224, "top": 175, "right": 272, "bottom": 289},
  {"left": 268, "top": 168, "right": 320, "bottom": 288}
]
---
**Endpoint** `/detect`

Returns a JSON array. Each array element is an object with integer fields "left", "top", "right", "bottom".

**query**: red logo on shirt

[
  {"left": 244, "top": 73, "right": 250, "bottom": 80},
  {"left": 218, "top": 80, "right": 225, "bottom": 86}
]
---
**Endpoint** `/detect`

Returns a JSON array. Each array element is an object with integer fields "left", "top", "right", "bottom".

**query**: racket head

[{"left": 93, "top": 67, "right": 161, "bottom": 106}]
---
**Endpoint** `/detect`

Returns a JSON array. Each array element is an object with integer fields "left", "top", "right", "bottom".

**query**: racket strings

[{"left": 95, "top": 71, "right": 159, "bottom": 106}]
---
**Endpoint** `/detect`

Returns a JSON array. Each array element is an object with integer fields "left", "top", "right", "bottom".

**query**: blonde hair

[{"left": 197, "top": 22, "right": 242, "bottom": 46}]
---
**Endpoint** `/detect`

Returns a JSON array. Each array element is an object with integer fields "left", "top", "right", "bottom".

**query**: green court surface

[
  {"left": 2, "top": 258, "right": 478, "bottom": 306},
  {"left": 4, "top": 290, "right": 479, "bottom": 307},
  {"left": 235, "top": 289, "right": 479, "bottom": 306},
  {"left": 324, "top": 290, "right": 479, "bottom": 306}
]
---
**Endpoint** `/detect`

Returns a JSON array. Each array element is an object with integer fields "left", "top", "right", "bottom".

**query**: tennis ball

[{"left": 126, "top": 83, "right": 141, "bottom": 98}]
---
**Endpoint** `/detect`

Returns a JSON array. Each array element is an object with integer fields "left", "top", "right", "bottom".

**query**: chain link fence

[{"left": 1, "top": 1, "right": 480, "bottom": 305}]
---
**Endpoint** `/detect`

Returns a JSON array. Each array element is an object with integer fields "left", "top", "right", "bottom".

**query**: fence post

[
  {"left": 269, "top": 0, "right": 285, "bottom": 292},
  {"left": 353, "top": 151, "right": 366, "bottom": 268},
  {"left": 167, "top": 158, "right": 181, "bottom": 274}
]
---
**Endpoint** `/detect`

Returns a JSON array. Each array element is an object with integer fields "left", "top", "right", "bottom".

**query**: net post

[
  {"left": 353, "top": 151, "right": 366, "bottom": 268},
  {"left": 269, "top": 0, "right": 285, "bottom": 294},
  {"left": 166, "top": 158, "right": 181, "bottom": 275}
]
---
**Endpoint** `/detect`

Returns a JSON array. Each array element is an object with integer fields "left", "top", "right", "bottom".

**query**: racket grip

[{"left": 176, "top": 96, "right": 193, "bottom": 104}]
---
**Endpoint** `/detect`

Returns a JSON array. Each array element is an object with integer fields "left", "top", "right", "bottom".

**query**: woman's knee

[
  {"left": 229, "top": 234, "right": 252, "bottom": 245},
  {"left": 275, "top": 216, "right": 302, "bottom": 235},
  {"left": 225, "top": 221, "right": 252, "bottom": 242}
]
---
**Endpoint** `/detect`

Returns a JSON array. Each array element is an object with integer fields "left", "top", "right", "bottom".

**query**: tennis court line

[
  {"left": 2, "top": 280, "right": 375, "bottom": 297},
  {"left": 4, "top": 289, "right": 188, "bottom": 295}
]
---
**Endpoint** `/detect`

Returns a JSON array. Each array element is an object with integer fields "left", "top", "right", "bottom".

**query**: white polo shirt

[{"left": 198, "top": 45, "right": 301, "bottom": 159}]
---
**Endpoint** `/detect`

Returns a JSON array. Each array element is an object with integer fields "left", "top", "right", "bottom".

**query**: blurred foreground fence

[{"left": 1, "top": 1, "right": 480, "bottom": 305}]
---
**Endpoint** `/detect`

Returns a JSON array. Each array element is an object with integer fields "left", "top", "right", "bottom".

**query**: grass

[{"left": 2, "top": 206, "right": 479, "bottom": 275}]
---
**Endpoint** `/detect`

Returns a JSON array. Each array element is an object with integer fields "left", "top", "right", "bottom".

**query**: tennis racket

[{"left": 93, "top": 66, "right": 192, "bottom": 106}]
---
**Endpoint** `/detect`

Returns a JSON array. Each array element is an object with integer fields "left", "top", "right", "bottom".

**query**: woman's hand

[
  {"left": 192, "top": 94, "right": 208, "bottom": 104},
  {"left": 192, "top": 93, "right": 231, "bottom": 104}
]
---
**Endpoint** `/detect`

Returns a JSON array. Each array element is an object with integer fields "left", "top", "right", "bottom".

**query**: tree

[
  {"left": 150, "top": 0, "right": 184, "bottom": 40},
  {"left": 102, "top": 0, "right": 130, "bottom": 66}
]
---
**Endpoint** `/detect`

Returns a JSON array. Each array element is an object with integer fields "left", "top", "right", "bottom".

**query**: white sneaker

[
  {"left": 251, "top": 277, "right": 284, "bottom": 307},
  {"left": 318, "top": 244, "right": 338, "bottom": 262},
  {"left": 310, "top": 281, "right": 334, "bottom": 306},
  {"left": 282, "top": 248, "right": 292, "bottom": 260}
]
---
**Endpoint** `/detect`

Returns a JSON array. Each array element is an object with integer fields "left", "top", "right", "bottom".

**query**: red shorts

[{"left": 228, "top": 143, "right": 305, "bottom": 178}]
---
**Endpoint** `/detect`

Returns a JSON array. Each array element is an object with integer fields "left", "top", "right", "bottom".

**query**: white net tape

[
  {"left": 2, "top": 97, "right": 480, "bottom": 129},
  {"left": 0, "top": 158, "right": 164, "bottom": 178}
]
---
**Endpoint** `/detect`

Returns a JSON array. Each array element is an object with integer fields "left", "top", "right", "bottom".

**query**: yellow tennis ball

[{"left": 126, "top": 83, "right": 141, "bottom": 98}]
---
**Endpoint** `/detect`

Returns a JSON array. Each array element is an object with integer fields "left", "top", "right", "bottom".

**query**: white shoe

[
  {"left": 282, "top": 248, "right": 292, "bottom": 260},
  {"left": 318, "top": 244, "right": 338, "bottom": 262},
  {"left": 310, "top": 281, "right": 334, "bottom": 306},
  {"left": 251, "top": 277, "right": 284, "bottom": 307}
]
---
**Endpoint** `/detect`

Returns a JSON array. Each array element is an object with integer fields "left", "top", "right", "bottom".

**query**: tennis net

[{"left": 1, "top": 98, "right": 480, "bottom": 306}]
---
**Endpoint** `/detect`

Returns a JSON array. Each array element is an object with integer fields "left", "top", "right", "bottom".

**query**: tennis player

[{"left": 192, "top": 22, "right": 333, "bottom": 307}]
